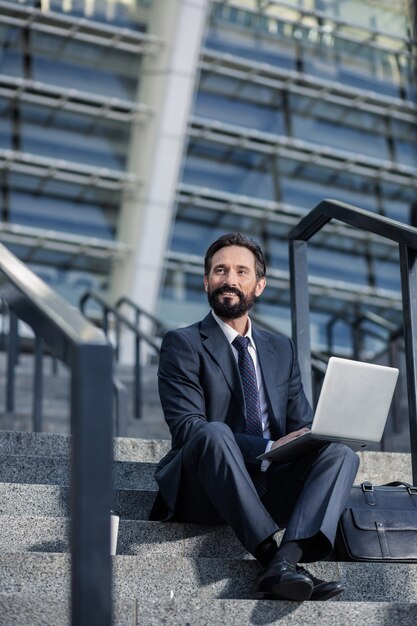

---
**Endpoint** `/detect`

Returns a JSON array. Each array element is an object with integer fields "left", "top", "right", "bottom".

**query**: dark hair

[{"left": 204, "top": 233, "right": 266, "bottom": 280}]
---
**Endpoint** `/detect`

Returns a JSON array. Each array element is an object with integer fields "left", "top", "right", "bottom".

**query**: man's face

[{"left": 204, "top": 245, "right": 266, "bottom": 320}]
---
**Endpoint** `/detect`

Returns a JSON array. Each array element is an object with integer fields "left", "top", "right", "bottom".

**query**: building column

[{"left": 110, "top": 0, "right": 209, "bottom": 326}]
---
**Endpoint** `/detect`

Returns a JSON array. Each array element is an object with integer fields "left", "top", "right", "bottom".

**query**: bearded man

[{"left": 150, "top": 233, "right": 359, "bottom": 601}]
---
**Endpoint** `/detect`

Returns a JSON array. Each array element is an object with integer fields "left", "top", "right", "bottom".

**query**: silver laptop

[{"left": 257, "top": 357, "right": 399, "bottom": 464}]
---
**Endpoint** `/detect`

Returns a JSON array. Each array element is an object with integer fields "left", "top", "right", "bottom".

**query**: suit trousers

[{"left": 174, "top": 421, "right": 359, "bottom": 561}]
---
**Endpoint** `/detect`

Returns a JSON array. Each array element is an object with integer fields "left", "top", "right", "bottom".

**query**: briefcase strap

[
  {"left": 361, "top": 481, "right": 377, "bottom": 506},
  {"left": 375, "top": 521, "right": 390, "bottom": 558}
]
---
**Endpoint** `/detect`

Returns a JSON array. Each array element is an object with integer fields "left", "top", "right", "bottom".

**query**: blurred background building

[{"left": 1, "top": 0, "right": 416, "bottom": 357}]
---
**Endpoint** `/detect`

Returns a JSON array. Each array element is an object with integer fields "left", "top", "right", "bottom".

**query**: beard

[{"left": 207, "top": 285, "right": 257, "bottom": 320}]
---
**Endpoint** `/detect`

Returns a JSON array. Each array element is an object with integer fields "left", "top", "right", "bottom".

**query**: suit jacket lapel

[{"left": 200, "top": 312, "right": 245, "bottom": 415}]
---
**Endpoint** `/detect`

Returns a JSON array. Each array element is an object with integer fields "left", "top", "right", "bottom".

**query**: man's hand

[{"left": 271, "top": 427, "right": 310, "bottom": 450}]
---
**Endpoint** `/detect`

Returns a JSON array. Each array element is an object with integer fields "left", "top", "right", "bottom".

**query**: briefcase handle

[
  {"left": 363, "top": 480, "right": 417, "bottom": 492},
  {"left": 383, "top": 481, "right": 417, "bottom": 495},
  {"left": 360, "top": 481, "right": 417, "bottom": 506}
]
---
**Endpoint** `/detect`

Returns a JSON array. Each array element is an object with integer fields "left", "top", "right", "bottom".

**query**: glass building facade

[
  {"left": 0, "top": 0, "right": 153, "bottom": 300},
  {"left": 160, "top": 0, "right": 417, "bottom": 354},
  {"left": 0, "top": 0, "right": 416, "bottom": 356}
]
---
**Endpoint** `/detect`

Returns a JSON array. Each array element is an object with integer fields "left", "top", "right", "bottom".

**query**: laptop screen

[{"left": 311, "top": 357, "right": 399, "bottom": 443}]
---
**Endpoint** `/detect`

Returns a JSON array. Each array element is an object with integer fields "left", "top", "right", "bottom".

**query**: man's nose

[{"left": 224, "top": 272, "right": 238, "bottom": 286}]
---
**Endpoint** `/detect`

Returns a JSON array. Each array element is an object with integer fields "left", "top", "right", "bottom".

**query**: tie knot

[{"left": 232, "top": 335, "right": 251, "bottom": 352}]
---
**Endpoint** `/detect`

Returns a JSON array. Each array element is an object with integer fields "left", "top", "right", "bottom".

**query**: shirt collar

[{"left": 211, "top": 310, "right": 255, "bottom": 349}]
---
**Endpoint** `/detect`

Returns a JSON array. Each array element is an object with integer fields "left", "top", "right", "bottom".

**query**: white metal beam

[
  {"left": 110, "top": 0, "right": 211, "bottom": 344},
  {"left": 0, "top": 148, "right": 138, "bottom": 190},
  {"left": 0, "top": 74, "right": 151, "bottom": 123}
]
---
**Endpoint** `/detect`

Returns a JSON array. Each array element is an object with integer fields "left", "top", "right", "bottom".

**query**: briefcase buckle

[
  {"left": 407, "top": 486, "right": 417, "bottom": 496},
  {"left": 362, "top": 482, "right": 374, "bottom": 493}
]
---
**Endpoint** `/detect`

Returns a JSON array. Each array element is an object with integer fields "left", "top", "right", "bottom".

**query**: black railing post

[
  {"left": 102, "top": 308, "right": 109, "bottom": 337},
  {"left": 134, "top": 334, "right": 142, "bottom": 419},
  {"left": 32, "top": 335, "right": 44, "bottom": 432},
  {"left": 71, "top": 343, "right": 113, "bottom": 626},
  {"left": 114, "top": 317, "right": 121, "bottom": 361},
  {"left": 352, "top": 322, "right": 362, "bottom": 360},
  {"left": 399, "top": 243, "right": 417, "bottom": 485},
  {"left": 113, "top": 375, "right": 129, "bottom": 437},
  {"left": 326, "top": 318, "right": 335, "bottom": 355},
  {"left": 289, "top": 239, "right": 313, "bottom": 405},
  {"left": 6, "top": 310, "right": 18, "bottom": 417},
  {"left": 389, "top": 338, "right": 402, "bottom": 434}
]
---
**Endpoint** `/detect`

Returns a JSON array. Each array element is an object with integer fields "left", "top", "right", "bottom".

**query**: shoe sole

[
  {"left": 311, "top": 586, "right": 345, "bottom": 602},
  {"left": 254, "top": 578, "right": 313, "bottom": 602}
]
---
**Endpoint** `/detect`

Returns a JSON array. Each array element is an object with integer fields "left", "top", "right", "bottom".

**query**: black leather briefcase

[{"left": 335, "top": 481, "right": 417, "bottom": 562}]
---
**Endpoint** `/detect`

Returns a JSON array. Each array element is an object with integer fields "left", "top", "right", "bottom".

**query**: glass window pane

[
  {"left": 30, "top": 33, "right": 141, "bottom": 99},
  {"left": 17, "top": 104, "right": 129, "bottom": 170},
  {"left": 0, "top": 26, "right": 23, "bottom": 77}
]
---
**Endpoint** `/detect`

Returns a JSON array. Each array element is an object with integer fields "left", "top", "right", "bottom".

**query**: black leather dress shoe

[
  {"left": 254, "top": 557, "right": 313, "bottom": 601},
  {"left": 296, "top": 566, "right": 345, "bottom": 601}
]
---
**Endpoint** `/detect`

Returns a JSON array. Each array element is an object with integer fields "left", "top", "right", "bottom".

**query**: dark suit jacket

[{"left": 153, "top": 311, "right": 313, "bottom": 519}]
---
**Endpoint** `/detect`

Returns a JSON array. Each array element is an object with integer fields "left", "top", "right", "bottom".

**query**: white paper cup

[{"left": 110, "top": 511, "right": 120, "bottom": 556}]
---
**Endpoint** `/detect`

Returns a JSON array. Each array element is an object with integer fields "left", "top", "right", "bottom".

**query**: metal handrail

[
  {"left": 352, "top": 312, "right": 402, "bottom": 359},
  {"left": 289, "top": 198, "right": 417, "bottom": 484},
  {"left": 0, "top": 243, "right": 113, "bottom": 626},
  {"left": 80, "top": 290, "right": 161, "bottom": 352},
  {"left": 353, "top": 312, "right": 405, "bottom": 441},
  {"left": 326, "top": 309, "right": 405, "bottom": 444},
  {"left": 79, "top": 290, "right": 161, "bottom": 418},
  {"left": 115, "top": 295, "right": 168, "bottom": 338},
  {"left": 326, "top": 310, "right": 397, "bottom": 358},
  {"left": 0, "top": 306, "right": 61, "bottom": 432}
]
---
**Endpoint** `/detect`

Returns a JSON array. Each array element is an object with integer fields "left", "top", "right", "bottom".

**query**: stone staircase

[{"left": 0, "top": 431, "right": 416, "bottom": 625}]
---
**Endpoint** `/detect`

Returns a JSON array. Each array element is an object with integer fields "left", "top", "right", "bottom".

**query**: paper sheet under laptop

[{"left": 257, "top": 357, "right": 399, "bottom": 464}]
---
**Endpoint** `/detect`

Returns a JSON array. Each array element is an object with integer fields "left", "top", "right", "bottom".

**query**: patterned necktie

[
  {"left": 232, "top": 335, "right": 267, "bottom": 496},
  {"left": 232, "top": 335, "right": 263, "bottom": 437}
]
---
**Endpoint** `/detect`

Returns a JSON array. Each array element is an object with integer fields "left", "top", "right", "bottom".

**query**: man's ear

[
  {"left": 203, "top": 275, "right": 208, "bottom": 292},
  {"left": 255, "top": 276, "right": 266, "bottom": 297}
]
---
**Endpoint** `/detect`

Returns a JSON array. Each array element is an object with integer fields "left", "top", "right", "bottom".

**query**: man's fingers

[{"left": 271, "top": 427, "right": 310, "bottom": 449}]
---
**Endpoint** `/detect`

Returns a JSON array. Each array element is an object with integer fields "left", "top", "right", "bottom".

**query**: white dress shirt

[{"left": 212, "top": 311, "right": 274, "bottom": 470}]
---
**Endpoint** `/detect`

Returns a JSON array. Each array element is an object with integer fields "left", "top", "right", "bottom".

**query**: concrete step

[
  {"left": 0, "top": 553, "right": 417, "bottom": 603},
  {"left": 0, "top": 483, "right": 156, "bottom": 520},
  {"left": 136, "top": 599, "right": 417, "bottom": 626},
  {"left": 0, "top": 593, "right": 136, "bottom": 626},
  {"left": 117, "top": 598, "right": 417, "bottom": 626},
  {"left": 0, "top": 431, "right": 170, "bottom": 463},
  {"left": 356, "top": 449, "right": 412, "bottom": 484},
  {"left": 1, "top": 595, "right": 416, "bottom": 626},
  {"left": 0, "top": 450, "right": 412, "bottom": 493},
  {"left": 0, "top": 430, "right": 413, "bottom": 484},
  {"left": 0, "top": 515, "right": 250, "bottom": 558},
  {"left": 0, "top": 432, "right": 70, "bottom": 458},
  {"left": 0, "top": 455, "right": 156, "bottom": 490}
]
